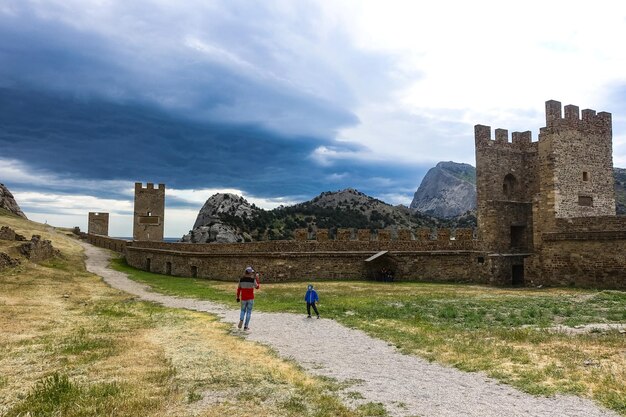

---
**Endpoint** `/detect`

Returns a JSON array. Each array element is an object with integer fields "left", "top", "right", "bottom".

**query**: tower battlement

[
  {"left": 135, "top": 182, "right": 166, "bottom": 192},
  {"left": 542, "top": 100, "right": 611, "bottom": 133},
  {"left": 474, "top": 125, "right": 535, "bottom": 150}
]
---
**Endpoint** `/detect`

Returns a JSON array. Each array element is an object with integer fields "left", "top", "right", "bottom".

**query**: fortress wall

[
  {"left": 526, "top": 238, "right": 626, "bottom": 289},
  {"left": 124, "top": 245, "right": 488, "bottom": 283},
  {"left": 87, "top": 234, "right": 129, "bottom": 253},
  {"left": 128, "top": 237, "right": 478, "bottom": 253}
]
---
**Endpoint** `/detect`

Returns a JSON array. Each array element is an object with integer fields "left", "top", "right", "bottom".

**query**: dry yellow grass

[{"left": 0, "top": 212, "right": 364, "bottom": 417}]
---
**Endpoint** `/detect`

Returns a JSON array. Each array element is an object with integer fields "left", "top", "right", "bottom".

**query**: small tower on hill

[
  {"left": 88, "top": 212, "right": 109, "bottom": 236},
  {"left": 133, "top": 182, "right": 165, "bottom": 241}
]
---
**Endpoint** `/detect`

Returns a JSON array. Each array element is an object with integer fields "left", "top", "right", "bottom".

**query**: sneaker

[
  {"left": 238, "top": 320, "right": 243, "bottom": 329},
  {"left": 317, "top": 315, "right": 320, "bottom": 319},
  {"left": 307, "top": 315, "right": 312, "bottom": 318},
  {"left": 244, "top": 327, "right": 249, "bottom": 331}
]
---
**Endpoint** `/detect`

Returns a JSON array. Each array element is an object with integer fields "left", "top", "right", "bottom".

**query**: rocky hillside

[
  {"left": 182, "top": 188, "right": 455, "bottom": 243},
  {"left": 0, "top": 184, "right": 27, "bottom": 219},
  {"left": 181, "top": 193, "right": 257, "bottom": 243},
  {"left": 410, "top": 162, "right": 476, "bottom": 218}
]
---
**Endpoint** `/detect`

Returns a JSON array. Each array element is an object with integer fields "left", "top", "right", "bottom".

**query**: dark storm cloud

[
  {"left": 0, "top": 1, "right": 430, "bottom": 210},
  {"left": 0, "top": 89, "right": 426, "bottom": 202},
  {"left": 0, "top": 2, "right": 365, "bottom": 137}
]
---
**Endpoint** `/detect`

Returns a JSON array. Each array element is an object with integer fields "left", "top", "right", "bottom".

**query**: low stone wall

[{"left": 87, "top": 235, "right": 129, "bottom": 253}]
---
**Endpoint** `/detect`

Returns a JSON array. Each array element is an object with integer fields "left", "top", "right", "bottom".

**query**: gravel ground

[{"left": 79, "top": 241, "right": 619, "bottom": 417}]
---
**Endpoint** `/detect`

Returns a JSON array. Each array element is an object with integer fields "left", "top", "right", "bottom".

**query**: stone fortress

[{"left": 86, "top": 100, "right": 626, "bottom": 289}]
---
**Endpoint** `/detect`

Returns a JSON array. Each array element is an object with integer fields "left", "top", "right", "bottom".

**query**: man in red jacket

[{"left": 237, "top": 266, "right": 260, "bottom": 330}]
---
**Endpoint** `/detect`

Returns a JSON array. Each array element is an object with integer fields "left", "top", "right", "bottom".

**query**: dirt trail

[{"left": 79, "top": 241, "right": 619, "bottom": 417}]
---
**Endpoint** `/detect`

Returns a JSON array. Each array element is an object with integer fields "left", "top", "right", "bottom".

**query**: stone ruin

[
  {"left": 0, "top": 226, "right": 59, "bottom": 264},
  {"left": 19, "top": 235, "right": 60, "bottom": 262}
]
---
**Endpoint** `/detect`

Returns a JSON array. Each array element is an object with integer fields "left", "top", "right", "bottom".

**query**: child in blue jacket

[{"left": 304, "top": 284, "right": 320, "bottom": 318}]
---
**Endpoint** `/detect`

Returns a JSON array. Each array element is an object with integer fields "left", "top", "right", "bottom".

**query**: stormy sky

[{"left": 1, "top": 0, "right": 626, "bottom": 237}]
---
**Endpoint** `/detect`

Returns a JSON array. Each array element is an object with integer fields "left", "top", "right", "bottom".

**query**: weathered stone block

[
  {"left": 294, "top": 229, "right": 308, "bottom": 241},
  {"left": 377, "top": 230, "right": 391, "bottom": 241},
  {"left": 357, "top": 229, "right": 371, "bottom": 241},
  {"left": 316, "top": 229, "right": 329, "bottom": 242},
  {"left": 437, "top": 229, "right": 451, "bottom": 241},
  {"left": 455, "top": 228, "right": 473, "bottom": 241},
  {"left": 397, "top": 229, "right": 412, "bottom": 241},
  {"left": 416, "top": 228, "right": 431, "bottom": 241},
  {"left": 337, "top": 228, "right": 352, "bottom": 241}
]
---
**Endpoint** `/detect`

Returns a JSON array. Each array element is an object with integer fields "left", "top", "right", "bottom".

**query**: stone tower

[
  {"left": 133, "top": 182, "right": 165, "bottom": 241},
  {"left": 533, "top": 100, "right": 615, "bottom": 235},
  {"left": 474, "top": 126, "right": 538, "bottom": 253},
  {"left": 88, "top": 212, "right": 109, "bottom": 236},
  {"left": 475, "top": 99, "right": 616, "bottom": 285}
]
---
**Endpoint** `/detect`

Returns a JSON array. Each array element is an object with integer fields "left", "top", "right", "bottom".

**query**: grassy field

[
  {"left": 112, "top": 259, "right": 626, "bottom": 415},
  {"left": 0, "top": 211, "right": 388, "bottom": 417}
]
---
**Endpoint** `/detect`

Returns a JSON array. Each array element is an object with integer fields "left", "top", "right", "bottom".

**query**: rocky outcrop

[
  {"left": 410, "top": 162, "right": 477, "bottom": 218},
  {"left": 181, "top": 193, "right": 256, "bottom": 243},
  {"left": 0, "top": 226, "right": 26, "bottom": 241},
  {"left": 0, "top": 184, "right": 27, "bottom": 218},
  {"left": 0, "top": 252, "right": 20, "bottom": 270},
  {"left": 19, "top": 235, "right": 59, "bottom": 262}
]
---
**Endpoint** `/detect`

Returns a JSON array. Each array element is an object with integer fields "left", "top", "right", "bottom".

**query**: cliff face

[
  {"left": 410, "top": 162, "right": 476, "bottom": 218},
  {"left": 181, "top": 193, "right": 256, "bottom": 243},
  {"left": 0, "top": 184, "right": 27, "bottom": 219}
]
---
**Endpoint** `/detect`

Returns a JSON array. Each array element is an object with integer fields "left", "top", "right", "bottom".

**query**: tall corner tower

[
  {"left": 88, "top": 212, "right": 109, "bottom": 236},
  {"left": 133, "top": 182, "right": 165, "bottom": 241},
  {"left": 536, "top": 100, "right": 615, "bottom": 226}
]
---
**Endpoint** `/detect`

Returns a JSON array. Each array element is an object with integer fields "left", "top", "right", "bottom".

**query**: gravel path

[{"left": 79, "top": 241, "right": 619, "bottom": 417}]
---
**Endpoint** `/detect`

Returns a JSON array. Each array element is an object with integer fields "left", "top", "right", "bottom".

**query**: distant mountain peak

[{"left": 410, "top": 161, "right": 477, "bottom": 218}]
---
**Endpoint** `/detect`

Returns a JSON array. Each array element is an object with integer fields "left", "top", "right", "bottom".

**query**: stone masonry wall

[{"left": 526, "top": 238, "right": 626, "bottom": 289}]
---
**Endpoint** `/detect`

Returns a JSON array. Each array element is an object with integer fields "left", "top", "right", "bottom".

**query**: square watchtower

[
  {"left": 88, "top": 212, "right": 109, "bottom": 236},
  {"left": 133, "top": 182, "right": 165, "bottom": 241}
]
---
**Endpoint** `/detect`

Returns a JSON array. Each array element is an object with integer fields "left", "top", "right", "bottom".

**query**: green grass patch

[
  {"left": 5, "top": 373, "right": 127, "bottom": 417},
  {"left": 113, "top": 257, "right": 626, "bottom": 415}
]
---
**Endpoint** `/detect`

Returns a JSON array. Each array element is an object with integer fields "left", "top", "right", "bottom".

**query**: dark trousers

[{"left": 306, "top": 302, "right": 319, "bottom": 317}]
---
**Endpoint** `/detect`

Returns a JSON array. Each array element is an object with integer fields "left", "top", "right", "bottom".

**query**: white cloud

[
  {"left": 2, "top": 159, "right": 301, "bottom": 236},
  {"left": 317, "top": 0, "right": 626, "bottom": 165}
]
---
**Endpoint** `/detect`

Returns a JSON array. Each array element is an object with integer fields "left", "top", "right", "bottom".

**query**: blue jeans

[{"left": 240, "top": 299, "right": 254, "bottom": 327}]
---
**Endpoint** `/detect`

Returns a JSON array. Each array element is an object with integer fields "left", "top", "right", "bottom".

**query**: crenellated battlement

[
  {"left": 293, "top": 228, "right": 476, "bottom": 242},
  {"left": 474, "top": 125, "right": 535, "bottom": 150},
  {"left": 542, "top": 100, "right": 611, "bottom": 134},
  {"left": 135, "top": 182, "right": 166, "bottom": 191}
]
